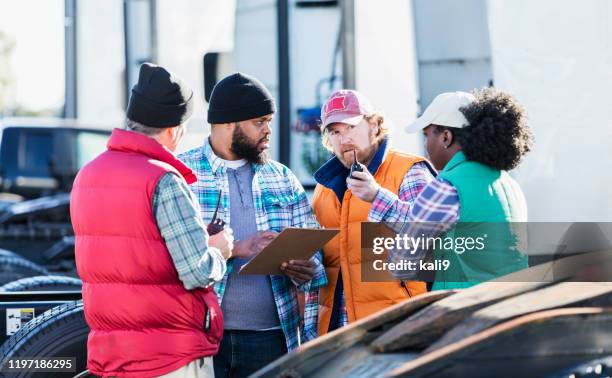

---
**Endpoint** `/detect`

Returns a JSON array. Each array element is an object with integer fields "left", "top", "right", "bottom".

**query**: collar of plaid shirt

[{"left": 178, "top": 138, "right": 326, "bottom": 351}]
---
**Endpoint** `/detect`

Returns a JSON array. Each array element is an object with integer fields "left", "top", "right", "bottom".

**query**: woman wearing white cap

[{"left": 352, "top": 88, "right": 533, "bottom": 290}]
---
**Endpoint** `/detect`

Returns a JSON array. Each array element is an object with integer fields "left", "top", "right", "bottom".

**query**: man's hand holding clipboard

[
  {"left": 232, "top": 230, "right": 278, "bottom": 260},
  {"left": 239, "top": 228, "right": 340, "bottom": 282},
  {"left": 233, "top": 229, "right": 317, "bottom": 284}
]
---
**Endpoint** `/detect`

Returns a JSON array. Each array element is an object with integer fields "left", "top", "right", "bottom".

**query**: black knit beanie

[
  {"left": 207, "top": 72, "right": 276, "bottom": 124},
  {"left": 126, "top": 63, "right": 193, "bottom": 128}
]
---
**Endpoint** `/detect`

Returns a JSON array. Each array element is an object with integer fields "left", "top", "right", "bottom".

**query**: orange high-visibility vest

[{"left": 313, "top": 150, "right": 427, "bottom": 335}]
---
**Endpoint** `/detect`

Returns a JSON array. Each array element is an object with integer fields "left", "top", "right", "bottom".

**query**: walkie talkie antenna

[
  {"left": 212, "top": 190, "right": 222, "bottom": 220},
  {"left": 207, "top": 190, "right": 225, "bottom": 235},
  {"left": 350, "top": 149, "right": 363, "bottom": 179}
]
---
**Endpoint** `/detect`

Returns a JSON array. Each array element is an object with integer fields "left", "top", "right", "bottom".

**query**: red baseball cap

[{"left": 320, "top": 89, "right": 375, "bottom": 130}]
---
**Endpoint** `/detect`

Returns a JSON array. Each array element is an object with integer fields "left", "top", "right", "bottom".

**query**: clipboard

[{"left": 239, "top": 228, "right": 339, "bottom": 275}]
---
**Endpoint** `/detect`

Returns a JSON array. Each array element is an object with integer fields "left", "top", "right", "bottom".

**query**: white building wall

[{"left": 488, "top": 0, "right": 612, "bottom": 222}]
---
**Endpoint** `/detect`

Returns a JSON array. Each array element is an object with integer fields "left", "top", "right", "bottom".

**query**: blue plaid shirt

[
  {"left": 178, "top": 139, "right": 327, "bottom": 351},
  {"left": 152, "top": 173, "right": 227, "bottom": 290},
  {"left": 386, "top": 177, "right": 461, "bottom": 280}
]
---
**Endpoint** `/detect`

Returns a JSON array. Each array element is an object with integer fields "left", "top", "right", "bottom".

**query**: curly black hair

[{"left": 437, "top": 88, "right": 533, "bottom": 171}]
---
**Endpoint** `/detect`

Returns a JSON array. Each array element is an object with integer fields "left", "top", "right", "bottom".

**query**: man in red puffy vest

[{"left": 71, "top": 63, "right": 233, "bottom": 378}]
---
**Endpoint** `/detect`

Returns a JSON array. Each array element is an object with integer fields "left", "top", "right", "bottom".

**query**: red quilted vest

[{"left": 71, "top": 129, "right": 223, "bottom": 377}]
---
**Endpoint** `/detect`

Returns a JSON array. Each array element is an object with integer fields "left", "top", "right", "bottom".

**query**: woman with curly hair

[
  {"left": 390, "top": 88, "right": 533, "bottom": 290},
  {"left": 413, "top": 88, "right": 533, "bottom": 173}
]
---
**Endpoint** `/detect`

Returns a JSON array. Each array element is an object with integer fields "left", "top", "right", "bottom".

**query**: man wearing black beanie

[
  {"left": 179, "top": 72, "right": 327, "bottom": 377},
  {"left": 72, "top": 63, "right": 233, "bottom": 378}
]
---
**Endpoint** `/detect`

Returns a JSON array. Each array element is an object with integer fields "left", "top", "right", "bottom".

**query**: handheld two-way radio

[{"left": 349, "top": 150, "right": 363, "bottom": 180}]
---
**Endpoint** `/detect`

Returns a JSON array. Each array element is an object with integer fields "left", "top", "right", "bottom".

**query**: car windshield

[{"left": 21, "top": 130, "right": 54, "bottom": 176}]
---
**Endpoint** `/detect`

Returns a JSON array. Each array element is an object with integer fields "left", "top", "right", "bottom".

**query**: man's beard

[
  {"left": 230, "top": 125, "right": 269, "bottom": 164},
  {"left": 337, "top": 143, "right": 377, "bottom": 169}
]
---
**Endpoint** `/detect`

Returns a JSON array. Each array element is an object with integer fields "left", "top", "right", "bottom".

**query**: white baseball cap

[{"left": 405, "top": 91, "right": 475, "bottom": 133}]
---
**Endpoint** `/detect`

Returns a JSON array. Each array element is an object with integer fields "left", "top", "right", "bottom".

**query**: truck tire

[
  {"left": 1, "top": 275, "right": 82, "bottom": 292},
  {"left": 0, "top": 300, "right": 89, "bottom": 377},
  {"left": 0, "top": 249, "right": 49, "bottom": 285}
]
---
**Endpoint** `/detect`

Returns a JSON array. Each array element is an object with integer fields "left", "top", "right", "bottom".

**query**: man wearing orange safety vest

[{"left": 312, "top": 89, "right": 436, "bottom": 334}]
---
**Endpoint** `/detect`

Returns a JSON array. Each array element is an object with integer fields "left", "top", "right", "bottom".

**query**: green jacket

[{"left": 432, "top": 152, "right": 528, "bottom": 290}]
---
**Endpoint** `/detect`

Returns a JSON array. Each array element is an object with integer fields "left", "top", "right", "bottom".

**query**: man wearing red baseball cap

[{"left": 311, "top": 89, "right": 435, "bottom": 334}]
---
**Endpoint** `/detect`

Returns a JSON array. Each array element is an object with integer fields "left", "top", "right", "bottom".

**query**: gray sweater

[{"left": 220, "top": 163, "right": 280, "bottom": 330}]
